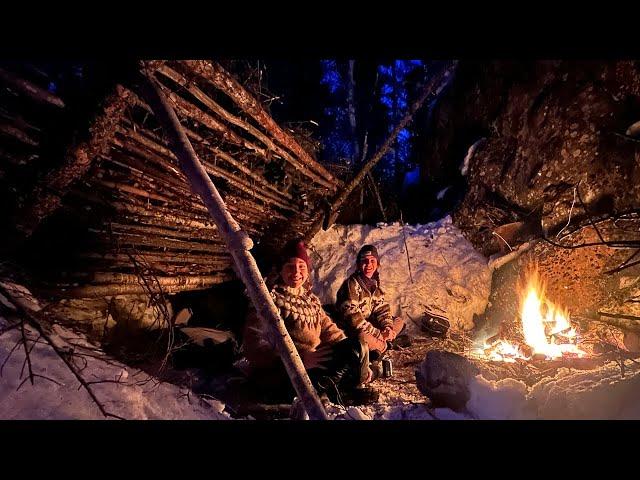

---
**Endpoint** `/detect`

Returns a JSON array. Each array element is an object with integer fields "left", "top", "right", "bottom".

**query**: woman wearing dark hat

[
  {"left": 336, "top": 244, "right": 406, "bottom": 366},
  {"left": 241, "top": 239, "right": 378, "bottom": 406}
]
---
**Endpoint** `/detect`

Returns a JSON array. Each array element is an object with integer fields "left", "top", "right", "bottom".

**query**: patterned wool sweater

[
  {"left": 335, "top": 272, "right": 394, "bottom": 338},
  {"left": 243, "top": 282, "right": 346, "bottom": 367}
]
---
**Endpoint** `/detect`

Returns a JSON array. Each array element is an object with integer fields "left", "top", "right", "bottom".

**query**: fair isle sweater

[
  {"left": 243, "top": 282, "right": 346, "bottom": 368},
  {"left": 335, "top": 272, "right": 394, "bottom": 338}
]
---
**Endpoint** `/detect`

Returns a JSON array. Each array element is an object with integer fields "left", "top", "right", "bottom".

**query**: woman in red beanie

[{"left": 242, "top": 239, "right": 378, "bottom": 406}]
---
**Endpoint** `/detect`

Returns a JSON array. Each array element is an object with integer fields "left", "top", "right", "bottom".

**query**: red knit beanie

[{"left": 280, "top": 239, "right": 312, "bottom": 271}]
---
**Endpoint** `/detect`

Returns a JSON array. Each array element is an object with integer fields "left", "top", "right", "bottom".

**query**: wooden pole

[{"left": 138, "top": 66, "right": 328, "bottom": 420}]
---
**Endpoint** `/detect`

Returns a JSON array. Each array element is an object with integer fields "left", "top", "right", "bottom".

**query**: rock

[
  {"left": 412, "top": 61, "right": 640, "bottom": 257},
  {"left": 345, "top": 406, "right": 371, "bottom": 420},
  {"left": 623, "top": 331, "right": 640, "bottom": 353},
  {"left": 626, "top": 120, "right": 640, "bottom": 137},
  {"left": 415, "top": 350, "right": 480, "bottom": 411},
  {"left": 180, "top": 327, "right": 236, "bottom": 348}
]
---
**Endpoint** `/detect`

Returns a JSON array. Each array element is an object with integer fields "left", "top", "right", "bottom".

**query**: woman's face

[
  {"left": 359, "top": 254, "right": 378, "bottom": 278},
  {"left": 281, "top": 258, "right": 309, "bottom": 288}
]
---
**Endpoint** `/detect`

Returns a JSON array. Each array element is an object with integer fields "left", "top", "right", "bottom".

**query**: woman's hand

[{"left": 381, "top": 327, "right": 396, "bottom": 341}]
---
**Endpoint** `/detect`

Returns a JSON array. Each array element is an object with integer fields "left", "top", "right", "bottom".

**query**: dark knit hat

[
  {"left": 357, "top": 244, "right": 380, "bottom": 264},
  {"left": 280, "top": 239, "right": 312, "bottom": 271}
]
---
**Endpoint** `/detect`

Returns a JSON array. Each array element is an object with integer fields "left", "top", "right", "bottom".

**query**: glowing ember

[{"left": 475, "top": 266, "right": 586, "bottom": 362}]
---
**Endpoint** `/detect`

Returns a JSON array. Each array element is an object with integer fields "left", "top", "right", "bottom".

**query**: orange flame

[
  {"left": 475, "top": 265, "right": 585, "bottom": 362},
  {"left": 520, "top": 267, "right": 585, "bottom": 359}
]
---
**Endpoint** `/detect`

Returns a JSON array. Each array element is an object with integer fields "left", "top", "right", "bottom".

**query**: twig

[
  {"left": 492, "top": 231, "right": 513, "bottom": 252},
  {"left": 575, "top": 182, "right": 607, "bottom": 244},
  {"left": 604, "top": 249, "right": 640, "bottom": 275},
  {"left": 1, "top": 337, "right": 23, "bottom": 377},
  {"left": 18, "top": 373, "right": 63, "bottom": 391},
  {"left": 542, "top": 237, "right": 640, "bottom": 250},
  {"left": 125, "top": 250, "right": 174, "bottom": 375},
  {"left": 19, "top": 321, "right": 35, "bottom": 386},
  {"left": 20, "top": 331, "right": 40, "bottom": 381},
  {"left": 0, "top": 285, "right": 127, "bottom": 420},
  {"left": 367, "top": 172, "right": 387, "bottom": 222},
  {"left": 611, "top": 131, "right": 640, "bottom": 144},
  {"left": 598, "top": 311, "right": 640, "bottom": 322},
  {"left": 556, "top": 184, "right": 578, "bottom": 239}
]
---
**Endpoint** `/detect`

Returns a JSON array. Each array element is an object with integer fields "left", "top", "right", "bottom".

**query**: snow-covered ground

[
  {"left": 3, "top": 217, "right": 638, "bottom": 420},
  {"left": 309, "top": 216, "right": 492, "bottom": 331},
  {"left": 0, "top": 285, "right": 230, "bottom": 420}
]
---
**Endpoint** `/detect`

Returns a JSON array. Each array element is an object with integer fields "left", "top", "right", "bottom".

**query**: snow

[
  {"left": 309, "top": 217, "right": 492, "bottom": 331},
  {"left": 436, "top": 186, "right": 451, "bottom": 200},
  {"left": 528, "top": 361, "right": 640, "bottom": 419},
  {"left": 3, "top": 218, "right": 638, "bottom": 420},
  {"left": 0, "top": 314, "right": 231, "bottom": 420},
  {"left": 460, "top": 137, "right": 486, "bottom": 176},
  {"left": 450, "top": 361, "right": 640, "bottom": 420}
]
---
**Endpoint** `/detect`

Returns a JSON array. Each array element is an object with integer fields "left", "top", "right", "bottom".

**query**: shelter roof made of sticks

[{"left": 0, "top": 60, "right": 341, "bottom": 298}]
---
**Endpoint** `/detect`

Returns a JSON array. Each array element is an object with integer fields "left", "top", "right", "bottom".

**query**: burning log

[{"left": 581, "top": 310, "right": 640, "bottom": 333}]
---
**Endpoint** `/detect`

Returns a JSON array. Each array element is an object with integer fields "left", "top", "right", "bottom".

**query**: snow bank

[
  {"left": 464, "top": 361, "right": 640, "bottom": 419},
  {"left": 358, "top": 360, "right": 640, "bottom": 420},
  {"left": 0, "top": 315, "right": 230, "bottom": 420},
  {"left": 309, "top": 217, "right": 492, "bottom": 331}
]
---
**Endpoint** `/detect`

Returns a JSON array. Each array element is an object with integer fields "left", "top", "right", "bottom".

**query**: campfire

[{"left": 474, "top": 266, "right": 587, "bottom": 363}]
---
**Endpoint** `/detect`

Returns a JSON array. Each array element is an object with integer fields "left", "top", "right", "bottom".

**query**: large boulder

[
  {"left": 415, "top": 350, "right": 480, "bottom": 411},
  {"left": 414, "top": 61, "right": 640, "bottom": 257}
]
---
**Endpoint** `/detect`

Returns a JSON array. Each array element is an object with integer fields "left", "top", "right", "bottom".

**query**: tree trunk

[
  {"left": 347, "top": 60, "right": 360, "bottom": 164},
  {"left": 138, "top": 66, "right": 328, "bottom": 420}
]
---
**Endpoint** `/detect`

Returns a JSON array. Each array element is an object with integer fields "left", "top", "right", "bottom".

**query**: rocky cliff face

[{"left": 416, "top": 60, "right": 640, "bottom": 257}]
